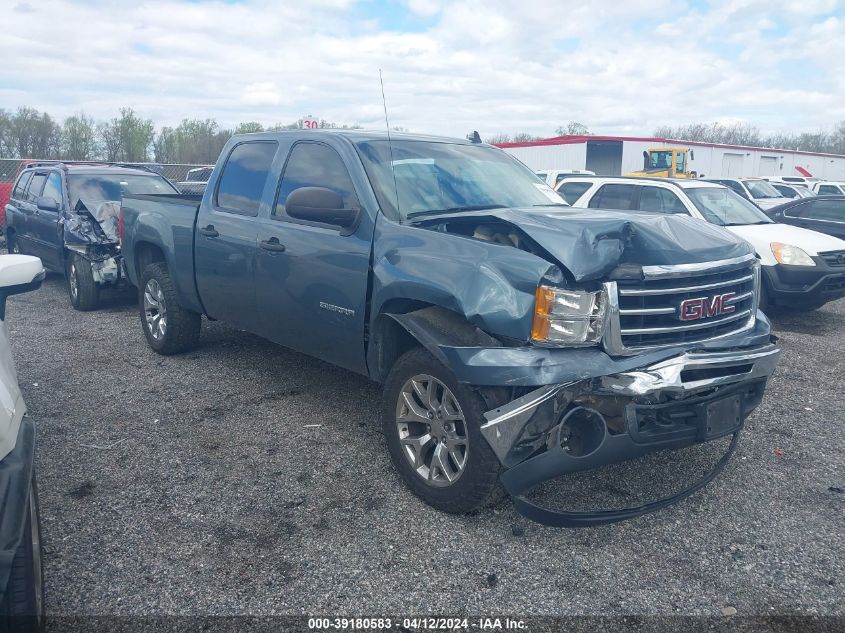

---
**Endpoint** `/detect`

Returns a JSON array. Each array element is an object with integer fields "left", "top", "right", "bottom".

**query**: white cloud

[{"left": 0, "top": 0, "right": 842, "bottom": 139}]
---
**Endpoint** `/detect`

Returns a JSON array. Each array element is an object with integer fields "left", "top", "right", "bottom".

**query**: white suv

[
  {"left": 559, "top": 176, "right": 845, "bottom": 311},
  {"left": 811, "top": 181, "right": 845, "bottom": 196}
]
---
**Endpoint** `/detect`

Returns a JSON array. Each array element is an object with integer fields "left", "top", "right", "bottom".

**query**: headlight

[
  {"left": 771, "top": 242, "right": 816, "bottom": 266},
  {"left": 531, "top": 286, "right": 605, "bottom": 345}
]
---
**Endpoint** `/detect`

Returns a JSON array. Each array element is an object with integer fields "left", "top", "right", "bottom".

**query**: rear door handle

[
  {"left": 260, "top": 237, "right": 286, "bottom": 252},
  {"left": 198, "top": 225, "right": 219, "bottom": 237}
]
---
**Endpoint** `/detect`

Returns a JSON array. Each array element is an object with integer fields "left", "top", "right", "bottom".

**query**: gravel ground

[{"left": 7, "top": 274, "right": 844, "bottom": 619}]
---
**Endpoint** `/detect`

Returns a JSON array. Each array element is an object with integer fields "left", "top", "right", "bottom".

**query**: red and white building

[{"left": 496, "top": 134, "right": 845, "bottom": 181}]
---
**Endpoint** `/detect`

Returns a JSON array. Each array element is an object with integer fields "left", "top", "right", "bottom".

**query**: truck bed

[{"left": 120, "top": 192, "right": 205, "bottom": 312}]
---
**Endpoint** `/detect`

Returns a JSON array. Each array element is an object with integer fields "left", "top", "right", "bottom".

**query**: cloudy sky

[{"left": 1, "top": 0, "right": 844, "bottom": 138}]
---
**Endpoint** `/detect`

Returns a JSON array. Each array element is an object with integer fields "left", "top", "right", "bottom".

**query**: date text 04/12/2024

[{"left": 307, "top": 617, "right": 528, "bottom": 630}]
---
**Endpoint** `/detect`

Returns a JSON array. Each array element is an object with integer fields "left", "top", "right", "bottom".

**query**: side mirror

[
  {"left": 36, "top": 196, "right": 59, "bottom": 212},
  {"left": 642, "top": 150, "right": 649, "bottom": 170},
  {"left": 285, "top": 187, "right": 358, "bottom": 228},
  {"left": 0, "top": 255, "right": 45, "bottom": 320},
  {"left": 689, "top": 150, "right": 695, "bottom": 161}
]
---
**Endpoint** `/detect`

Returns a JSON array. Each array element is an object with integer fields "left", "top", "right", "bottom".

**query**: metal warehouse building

[{"left": 497, "top": 135, "right": 845, "bottom": 181}]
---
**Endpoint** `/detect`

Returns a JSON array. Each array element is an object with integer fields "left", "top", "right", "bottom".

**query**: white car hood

[{"left": 726, "top": 223, "right": 845, "bottom": 259}]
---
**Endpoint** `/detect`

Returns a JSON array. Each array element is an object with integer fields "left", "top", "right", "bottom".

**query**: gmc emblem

[{"left": 679, "top": 292, "right": 737, "bottom": 321}]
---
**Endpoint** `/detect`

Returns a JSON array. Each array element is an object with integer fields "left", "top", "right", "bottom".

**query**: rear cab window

[
  {"left": 817, "top": 185, "right": 843, "bottom": 195},
  {"left": 215, "top": 142, "right": 279, "bottom": 215}
]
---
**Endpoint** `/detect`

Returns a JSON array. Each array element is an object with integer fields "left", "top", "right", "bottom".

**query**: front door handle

[
  {"left": 198, "top": 225, "right": 219, "bottom": 237},
  {"left": 260, "top": 237, "right": 286, "bottom": 252}
]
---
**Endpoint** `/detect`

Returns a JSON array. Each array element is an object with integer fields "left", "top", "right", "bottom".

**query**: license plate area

[{"left": 701, "top": 394, "right": 742, "bottom": 439}]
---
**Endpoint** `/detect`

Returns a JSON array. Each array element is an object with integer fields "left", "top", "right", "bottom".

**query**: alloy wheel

[
  {"left": 143, "top": 279, "right": 167, "bottom": 340},
  {"left": 69, "top": 262, "right": 79, "bottom": 300},
  {"left": 395, "top": 374, "right": 469, "bottom": 487}
]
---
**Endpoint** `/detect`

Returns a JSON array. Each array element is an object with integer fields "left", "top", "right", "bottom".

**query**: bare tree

[{"left": 555, "top": 121, "right": 591, "bottom": 136}]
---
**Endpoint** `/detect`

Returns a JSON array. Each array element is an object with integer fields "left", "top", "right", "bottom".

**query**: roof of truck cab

[{"left": 232, "top": 129, "right": 479, "bottom": 145}]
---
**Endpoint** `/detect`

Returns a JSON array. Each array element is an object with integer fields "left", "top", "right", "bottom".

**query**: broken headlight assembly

[{"left": 531, "top": 286, "right": 606, "bottom": 346}]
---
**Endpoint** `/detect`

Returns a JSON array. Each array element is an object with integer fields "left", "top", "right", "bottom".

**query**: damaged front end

[
  {"left": 64, "top": 200, "right": 123, "bottom": 286},
  {"left": 482, "top": 343, "right": 779, "bottom": 526}
]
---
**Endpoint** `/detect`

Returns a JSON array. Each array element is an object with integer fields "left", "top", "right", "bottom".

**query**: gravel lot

[{"left": 8, "top": 273, "right": 844, "bottom": 619}]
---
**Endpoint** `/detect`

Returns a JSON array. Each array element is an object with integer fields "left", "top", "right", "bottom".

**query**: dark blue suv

[{"left": 4, "top": 163, "right": 178, "bottom": 310}]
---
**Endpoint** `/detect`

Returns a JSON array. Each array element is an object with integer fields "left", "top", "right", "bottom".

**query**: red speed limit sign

[{"left": 303, "top": 117, "right": 319, "bottom": 129}]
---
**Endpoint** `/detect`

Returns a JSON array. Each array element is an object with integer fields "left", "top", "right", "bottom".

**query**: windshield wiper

[{"left": 405, "top": 204, "right": 507, "bottom": 219}]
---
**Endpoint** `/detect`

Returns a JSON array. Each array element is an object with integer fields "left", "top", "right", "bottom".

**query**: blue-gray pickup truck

[{"left": 119, "top": 131, "right": 780, "bottom": 526}]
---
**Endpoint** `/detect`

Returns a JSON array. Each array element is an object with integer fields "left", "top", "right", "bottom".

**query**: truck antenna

[{"left": 379, "top": 68, "right": 401, "bottom": 217}]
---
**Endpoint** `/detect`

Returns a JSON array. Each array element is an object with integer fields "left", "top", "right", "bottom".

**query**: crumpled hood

[
  {"left": 465, "top": 206, "right": 754, "bottom": 282},
  {"left": 64, "top": 200, "right": 120, "bottom": 244}
]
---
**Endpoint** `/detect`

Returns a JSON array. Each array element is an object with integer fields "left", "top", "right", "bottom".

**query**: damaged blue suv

[
  {"left": 4, "top": 163, "right": 177, "bottom": 311},
  {"left": 119, "top": 131, "right": 781, "bottom": 526}
]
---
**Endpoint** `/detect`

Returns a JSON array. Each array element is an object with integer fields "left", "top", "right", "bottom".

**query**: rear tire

[
  {"left": 66, "top": 253, "right": 100, "bottom": 311},
  {"left": 382, "top": 347, "right": 504, "bottom": 514},
  {"left": 0, "top": 479, "right": 44, "bottom": 633},
  {"left": 139, "top": 262, "right": 200, "bottom": 355}
]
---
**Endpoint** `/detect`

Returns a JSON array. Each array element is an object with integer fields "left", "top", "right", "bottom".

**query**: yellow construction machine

[{"left": 626, "top": 147, "right": 697, "bottom": 179}]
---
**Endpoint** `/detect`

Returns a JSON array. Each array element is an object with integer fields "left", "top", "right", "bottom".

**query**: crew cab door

[
  {"left": 194, "top": 140, "right": 279, "bottom": 332},
  {"left": 29, "top": 171, "right": 64, "bottom": 270},
  {"left": 253, "top": 140, "right": 374, "bottom": 373}
]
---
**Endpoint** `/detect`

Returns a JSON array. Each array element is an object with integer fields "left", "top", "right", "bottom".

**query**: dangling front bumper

[{"left": 481, "top": 342, "right": 780, "bottom": 527}]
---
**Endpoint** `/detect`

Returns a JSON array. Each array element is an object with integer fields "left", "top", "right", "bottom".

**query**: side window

[
  {"left": 274, "top": 143, "right": 359, "bottom": 218},
  {"left": 803, "top": 200, "right": 844, "bottom": 222},
  {"left": 26, "top": 173, "right": 48, "bottom": 202},
  {"left": 638, "top": 186, "right": 688, "bottom": 214},
  {"left": 588, "top": 184, "right": 637, "bottom": 210},
  {"left": 817, "top": 185, "right": 841, "bottom": 195},
  {"left": 773, "top": 185, "right": 796, "bottom": 198},
  {"left": 41, "top": 172, "right": 63, "bottom": 206},
  {"left": 675, "top": 152, "right": 685, "bottom": 173},
  {"left": 215, "top": 142, "right": 278, "bottom": 215},
  {"left": 12, "top": 172, "right": 33, "bottom": 200},
  {"left": 559, "top": 182, "right": 592, "bottom": 205}
]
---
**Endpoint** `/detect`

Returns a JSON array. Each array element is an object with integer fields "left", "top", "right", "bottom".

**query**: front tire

[
  {"left": 382, "top": 347, "right": 503, "bottom": 514},
  {"left": 139, "top": 262, "right": 201, "bottom": 355},
  {"left": 66, "top": 253, "right": 100, "bottom": 311},
  {"left": 0, "top": 479, "right": 44, "bottom": 633},
  {"left": 6, "top": 233, "right": 20, "bottom": 255}
]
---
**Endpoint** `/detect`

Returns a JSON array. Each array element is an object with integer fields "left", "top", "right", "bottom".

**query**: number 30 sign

[{"left": 303, "top": 117, "right": 319, "bottom": 129}]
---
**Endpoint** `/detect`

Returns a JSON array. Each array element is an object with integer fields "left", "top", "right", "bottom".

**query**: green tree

[
  {"left": 7, "top": 107, "right": 61, "bottom": 158},
  {"left": 62, "top": 112, "right": 97, "bottom": 160},
  {"left": 234, "top": 121, "right": 264, "bottom": 134}
]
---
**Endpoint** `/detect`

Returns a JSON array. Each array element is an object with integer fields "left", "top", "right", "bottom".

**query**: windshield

[
  {"left": 686, "top": 187, "right": 774, "bottom": 226},
  {"left": 355, "top": 140, "right": 566, "bottom": 220},
  {"left": 68, "top": 173, "right": 176, "bottom": 209},
  {"left": 649, "top": 151, "right": 673, "bottom": 169},
  {"left": 743, "top": 180, "right": 782, "bottom": 199}
]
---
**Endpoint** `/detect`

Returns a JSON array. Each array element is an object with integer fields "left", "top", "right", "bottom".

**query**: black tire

[
  {"left": 139, "top": 262, "right": 201, "bottom": 355},
  {"left": 0, "top": 479, "right": 44, "bottom": 633},
  {"left": 6, "top": 233, "right": 20, "bottom": 255},
  {"left": 66, "top": 253, "right": 100, "bottom": 311},
  {"left": 382, "top": 347, "right": 504, "bottom": 514}
]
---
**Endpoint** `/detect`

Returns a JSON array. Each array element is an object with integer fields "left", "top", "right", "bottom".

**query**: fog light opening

[{"left": 559, "top": 407, "right": 606, "bottom": 457}]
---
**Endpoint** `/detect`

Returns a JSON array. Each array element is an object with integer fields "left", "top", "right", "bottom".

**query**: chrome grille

[
  {"left": 819, "top": 250, "right": 845, "bottom": 267},
  {"left": 604, "top": 255, "right": 759, "bottom": 354}
]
